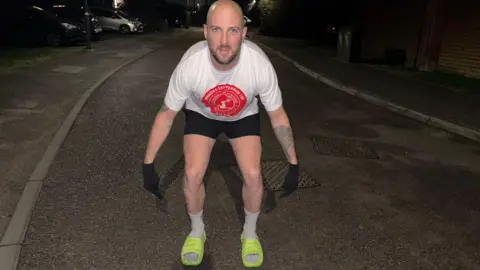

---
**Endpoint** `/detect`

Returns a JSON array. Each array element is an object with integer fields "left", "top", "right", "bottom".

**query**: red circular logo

[{"left": 201, "top": 84, "right": 247, "bottom": 117}]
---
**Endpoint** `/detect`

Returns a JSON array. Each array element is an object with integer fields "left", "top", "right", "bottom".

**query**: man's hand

[
  {"left": 142, "top": 103, "right": 178, "bottom": 200},
  {"left": 267, "top": 106, "right": 300, "bottom": 198},
  {"left": 280, "top": 163, "right": 299, "bottom": 198},
  {"left": 142, "top": 163, "right": 163, "bottom": 200}
]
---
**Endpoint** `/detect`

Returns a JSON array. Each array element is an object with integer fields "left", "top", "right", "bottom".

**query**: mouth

[{"left": 217, "top": 46, "right": 231, "bottom": 52}]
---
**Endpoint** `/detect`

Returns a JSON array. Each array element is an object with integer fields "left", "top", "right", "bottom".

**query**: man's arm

[
  {"left": 267, "top": 106, "right": 298, "bottom": 165},
  {"left": 143, "top": 60, "right": 189, "bottom": 164},
  {"left": 143, "top": 103, "right": 179, "bottom": 164},
  {"left": 255, "top": 57, "right": 297, "bottom": 164},
  {"left": 256, "top": 54, "right": 300, "bottom": 194}
]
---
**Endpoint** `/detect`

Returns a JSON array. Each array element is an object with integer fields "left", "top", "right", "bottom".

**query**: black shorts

[{"left": 183, "top": 109, "right": 260, "bottom": 139}]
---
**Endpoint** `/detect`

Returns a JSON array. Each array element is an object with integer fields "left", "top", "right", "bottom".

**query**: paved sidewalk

[
  {"left": 251, "top": 35, "right": 480, "bottom": 142},
  {"left": 0, "top": 31, "right": 182, "bottom": 241}
]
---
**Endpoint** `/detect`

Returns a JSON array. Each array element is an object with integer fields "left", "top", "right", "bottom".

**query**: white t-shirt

[{"left": 163, "top": 39, "right": 283, "bottom": 122}]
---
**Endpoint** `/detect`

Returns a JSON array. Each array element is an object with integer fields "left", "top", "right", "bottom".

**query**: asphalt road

[
  {"left": 0, "top": 30, "right": 183, "bottom": 241},
  {"left": 17, "top": 29, "right": 480, "bottom": 269}
]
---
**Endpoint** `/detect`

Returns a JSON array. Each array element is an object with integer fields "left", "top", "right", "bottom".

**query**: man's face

[{"left": 204, "top": 8, "right": 247, "bottom": 67}]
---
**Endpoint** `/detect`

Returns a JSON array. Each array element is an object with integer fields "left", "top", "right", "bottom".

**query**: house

[{"left": 356, "top": 0, "right": 480, "bottom": 78}]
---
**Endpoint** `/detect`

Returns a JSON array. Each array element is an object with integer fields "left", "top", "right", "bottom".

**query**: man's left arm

[
  {"left": 267, "top": 106, "right": 298, "bottom": 165},
  {"left": 257, "top": 57, "right": 300, "bottom": 193},
  {"left": 256, "top": 58, "right": 298, "bottom": 165}
]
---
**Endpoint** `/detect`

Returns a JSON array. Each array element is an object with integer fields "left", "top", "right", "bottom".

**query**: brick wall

[
  {"left": 358, "top": 0, "right": 425, "bottom": 67},
  {"left": 437, "top": 0, "right": 480, "bottom": 78}
]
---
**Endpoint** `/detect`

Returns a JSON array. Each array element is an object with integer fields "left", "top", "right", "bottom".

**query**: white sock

[
  {"left": 243, "top": 208, "right": 259, "bottom": 239},
  {"left": 184, "top": 211, "right": 204, "bottom": 263},
  {"left": 243, "top": 208, "right": 261, "bottom": 264},
  {"left": 188, "top": 210, "right": 204, "bottom": 238}
]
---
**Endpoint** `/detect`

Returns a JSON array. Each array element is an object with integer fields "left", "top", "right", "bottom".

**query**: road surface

[{"left": 17, "top": 29, "right": 480, "bottom": 269}]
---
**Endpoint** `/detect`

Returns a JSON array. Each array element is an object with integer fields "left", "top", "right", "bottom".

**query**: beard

[{"left": 209, "top": 43, "right": 242, "bottom": 66}]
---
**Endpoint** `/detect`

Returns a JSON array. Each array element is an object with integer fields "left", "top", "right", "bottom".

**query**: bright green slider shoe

[
  {"left": 241, "top": 233, "right": 264, "bottom": 268},
  {"left": 180, "top": 232, "right": 206, "bottom": 266}
]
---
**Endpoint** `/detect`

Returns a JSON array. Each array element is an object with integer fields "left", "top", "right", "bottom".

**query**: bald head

[
  {"left": 203, "top": 0, "right": 247, "bottom": 71},
  {"left": 206, "top": 0, "right": 244, "bottom": 26}
]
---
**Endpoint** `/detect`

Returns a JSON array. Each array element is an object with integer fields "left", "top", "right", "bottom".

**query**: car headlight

[{"left": 61, "top": 23, "right": 77, "bottom": 30}]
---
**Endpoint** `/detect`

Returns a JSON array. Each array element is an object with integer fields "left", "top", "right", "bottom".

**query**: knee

[
  {"left": 243, "top": 170, "right": 263, "bottom": 189},
  {"left": 184, "top": 167, "right": 205, "bottom": 188}
]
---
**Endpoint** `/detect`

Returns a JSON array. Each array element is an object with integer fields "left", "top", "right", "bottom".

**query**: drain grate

[
  {"left": 311, "top": 135, "right": 379, "bottom": 159},
  {"left": 229, "top": 160, "right": 320, "bottom": 191}
]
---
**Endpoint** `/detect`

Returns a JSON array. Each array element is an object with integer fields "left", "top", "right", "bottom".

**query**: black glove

[
  {"left": 142, "top": 163, "right": 163, "bottom": 200},
  {"left": 280, "top": 163, "right": 299, "bottom": 198}
]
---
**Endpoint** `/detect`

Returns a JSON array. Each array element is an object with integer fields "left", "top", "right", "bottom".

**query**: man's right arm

[
  {"left": 143, "top": 103, "right": 179, "bottom": 164},
  {"left": 143, "top": 61, "right": 189, "bottom": 164},
  {"left": 142, "top": 102, "right": 179, "bottom": 198}
]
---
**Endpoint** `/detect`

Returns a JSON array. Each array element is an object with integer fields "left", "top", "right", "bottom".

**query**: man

[{"left": 142, "top": 0, "right": 299, "bottom": 267}]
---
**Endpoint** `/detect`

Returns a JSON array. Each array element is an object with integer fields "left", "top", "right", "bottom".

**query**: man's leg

[
  {"left": 181, "top": 110, "right": 218, "bottom": 266},
  {"left": 229, "top": 135, "right": 263, "bottom": 225},
  {"left": 226, "top": 114, "right": 264, "bottom": 267},
  {"left": 183, "top": 134, "right": 216, "bottom": 233}
]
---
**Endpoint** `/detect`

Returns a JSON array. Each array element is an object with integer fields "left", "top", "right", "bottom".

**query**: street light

[{"left": 84, "top": 0, "right": 92, "bottom": 50}]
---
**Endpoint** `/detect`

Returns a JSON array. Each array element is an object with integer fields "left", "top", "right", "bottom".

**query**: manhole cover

[
  {"left": 229, "top": 160, "right": 320, "bottom": 191},
  {"left": 311, "top": 135, "right": 378, "bottom": 159},
  {"left": 52, "top": 65, "right": 86, "bottom": 74}
]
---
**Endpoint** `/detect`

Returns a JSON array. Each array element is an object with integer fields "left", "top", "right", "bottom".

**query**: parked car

[
  {"left": 48, "top": 5, "right": 103, "bottom": 41},
  {"left": 1, "top": 5, "right": 85, "bottom": 47},
  {"left": 89, "top": 7, "right": 145, "bottom": 34}
]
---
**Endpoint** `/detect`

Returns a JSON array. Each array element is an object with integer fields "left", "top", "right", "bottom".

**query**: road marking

[
  {"left": 0, "top": 116, "right": 23, "bottom": 125},
  {"left": 12, "top": 100, "right": 38, "bottom": 109},
  {"left": 52, "top": 65, "right": 86, "bottom": 74},
  {"left": 114, "top": 52, "right": 129, "bottom": 58}
]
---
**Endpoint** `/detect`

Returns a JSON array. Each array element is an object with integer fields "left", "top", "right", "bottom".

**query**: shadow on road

[
  {"left": 155, "top": 155, "right": 215, "bottom": 215},
  {"left": 170, "top": 254, "right": 214, "bottom": 270}
]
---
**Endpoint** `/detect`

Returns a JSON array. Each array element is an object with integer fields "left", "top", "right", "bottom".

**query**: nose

[{"left": 220, "top": 30, "right": 228, "bottom": 46}]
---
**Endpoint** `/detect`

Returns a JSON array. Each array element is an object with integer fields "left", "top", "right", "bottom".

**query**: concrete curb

[
  {"left": 0, "top": 47, "right": 159, "bottom": 270},
  {"left": 255, "top": 42, "right": 480, "bottom": 143}
]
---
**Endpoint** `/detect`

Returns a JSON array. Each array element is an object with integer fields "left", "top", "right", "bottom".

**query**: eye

[{"left": 229, "top": 28, "right": 238, "bottom": 33}]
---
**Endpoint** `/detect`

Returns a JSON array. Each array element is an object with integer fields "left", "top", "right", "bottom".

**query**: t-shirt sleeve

[
  {"left": 163, "top": 62, "right": 190, "bottom": 112},
  {"left": 257, "top": 59, "right": 283, "bottom": 112}
]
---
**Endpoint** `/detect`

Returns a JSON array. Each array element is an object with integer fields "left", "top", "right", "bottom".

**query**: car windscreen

[{"left": 116, "top": 10, "right": 130, "bottom": 18}]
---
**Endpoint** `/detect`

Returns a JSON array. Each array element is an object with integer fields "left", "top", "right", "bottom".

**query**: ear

[
  {"left": 242, "top": 26, "right": 248, "bottom": 40},
  {"left": 203, "top": 24, "right": 208, "bottom": 39}
]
